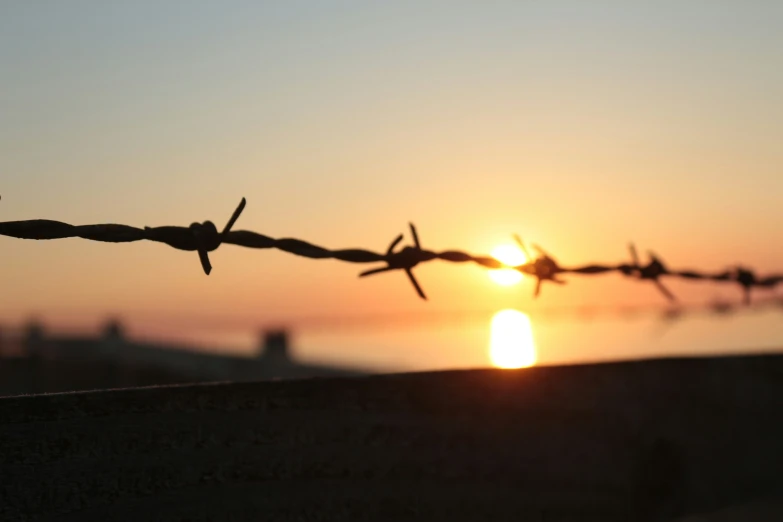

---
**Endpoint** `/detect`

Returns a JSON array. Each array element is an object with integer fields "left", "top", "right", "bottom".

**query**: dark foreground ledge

[{"left": 2, "top": 354, "right": 783, "bottom": 521}]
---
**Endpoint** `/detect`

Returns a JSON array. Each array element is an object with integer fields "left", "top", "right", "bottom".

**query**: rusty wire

[{"left": 1, "top": 197, "right": 781, "bottom": 304}]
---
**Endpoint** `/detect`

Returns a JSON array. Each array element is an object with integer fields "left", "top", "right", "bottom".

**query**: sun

[
  {"left": 488, "top": 244, "right": 527, "bottom": 286},
  {"left": 489, "top": 309, "right": 537, "bottom": 369}
]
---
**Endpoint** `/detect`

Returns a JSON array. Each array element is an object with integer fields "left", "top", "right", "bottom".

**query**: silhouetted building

[
  {"left": 259, "top": 329, "right": 290, "bottom": 361},
  {"left": 23, "top": 320, "right": 47, "bottom": 358},
  {"left": 102, "top": 319, "right": 125, "bottom": 342},
  {"left": 0, "top": 320, "right": 365, "bottom": 397}
]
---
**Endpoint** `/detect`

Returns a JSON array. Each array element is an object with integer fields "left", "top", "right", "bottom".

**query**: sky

[{"left": 1, "top": 2, "right": 781, "bottom": 366}]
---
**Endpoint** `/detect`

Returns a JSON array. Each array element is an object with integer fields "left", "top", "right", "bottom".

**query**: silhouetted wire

[{"left": 1, "top": 197, "right": 781, "bottom": 304}]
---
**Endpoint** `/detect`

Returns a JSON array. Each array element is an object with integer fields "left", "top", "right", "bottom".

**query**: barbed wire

[{"left": 1, "top": 197, "right": 781, "bottom": 304}]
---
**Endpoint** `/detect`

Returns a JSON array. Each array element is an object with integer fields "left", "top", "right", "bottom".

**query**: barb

[
  {"left": 358, "top": 223, "right": 435, "bottom": 300},
  {"left": 514, "top": 235, "right": 567, "bottom": 297},
  {"left": 619, "top": 243, "right": 676, "bottom": 302},
  {"left": 1, "top": 197, "right": 781, "bottom": 305}
]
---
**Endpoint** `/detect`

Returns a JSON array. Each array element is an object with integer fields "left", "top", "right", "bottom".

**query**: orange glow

[
  {"left": 489, "top": 309, "right": 537, "bottom": 369},
  {"left": 488, "top": 244, "right": 526, "bottom": 286}
]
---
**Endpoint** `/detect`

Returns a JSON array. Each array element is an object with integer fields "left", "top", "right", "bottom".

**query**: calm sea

[{"left": 133, "top": 307, "right": 783, "bottom": 374}]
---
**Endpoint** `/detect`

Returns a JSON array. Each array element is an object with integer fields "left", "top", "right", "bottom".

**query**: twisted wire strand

[{"left": 1, "top": 197, "right": 781, "bottom": 304}]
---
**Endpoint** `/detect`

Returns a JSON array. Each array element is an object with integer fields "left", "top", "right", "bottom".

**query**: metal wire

[{"left": 1, "top": 197, "right": 781, "bottom": 304}]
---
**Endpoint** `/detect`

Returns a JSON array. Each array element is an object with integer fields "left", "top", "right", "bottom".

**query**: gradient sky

[{"left": 1, "top": 2, "right": 781, "bottom": 358}]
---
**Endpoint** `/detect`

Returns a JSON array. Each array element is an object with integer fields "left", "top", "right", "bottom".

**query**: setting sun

[
  {"left": 489, "top": 309, "right": 537, "bottom": 369},
  {"left": 488, "top": 244, "right": 527, "bottom": 286}
]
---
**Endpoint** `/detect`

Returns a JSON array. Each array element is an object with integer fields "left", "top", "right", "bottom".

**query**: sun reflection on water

[{"left": 489, "top": 309, "right": 537, "bottom": 369}]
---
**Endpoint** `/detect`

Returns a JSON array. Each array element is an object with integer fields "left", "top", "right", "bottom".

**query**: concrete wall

[{"left": 2, "top": 354, "right": 783, "bottom": 521}]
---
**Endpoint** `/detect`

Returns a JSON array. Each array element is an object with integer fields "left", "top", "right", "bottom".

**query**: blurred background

[{"left": 1, "top": 1, "right": 781, "bottom": 395}]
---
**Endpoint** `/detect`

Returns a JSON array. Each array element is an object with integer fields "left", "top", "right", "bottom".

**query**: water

[
  {"left": 243, "top": 308, "right": 783, "bottom": 373},
  {"left": 49, "top": 305, "right": 782, "bottom": 375}
]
